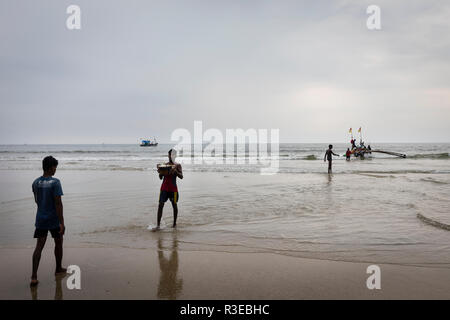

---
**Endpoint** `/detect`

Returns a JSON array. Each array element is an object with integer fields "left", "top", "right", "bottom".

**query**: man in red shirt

[{"left": 155, "top": 149, "right": 183, "bottom": 230}]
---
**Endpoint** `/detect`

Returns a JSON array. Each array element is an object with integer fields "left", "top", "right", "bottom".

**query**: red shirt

[
  {"left": 160, "top": 163, "right": 180, "bottom": 192},
  {"left": 161, "top": 175, "right": 178, "bottom": 192}
]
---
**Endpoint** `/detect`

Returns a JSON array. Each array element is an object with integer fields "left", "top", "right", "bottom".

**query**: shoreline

[
  {"left": 1, "top": 167, "right": 449, "bottom": 299},
  {"left": 1, "top": 246, "right": 449, "bottom": 300}
]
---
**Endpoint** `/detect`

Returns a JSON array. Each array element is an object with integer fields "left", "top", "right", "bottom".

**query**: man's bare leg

[
  {"left": 31, "top": 237, "right": 47, "bottom": 286},
  {"left": 171, "top": 202, "right": 178, "bottom": 228},
  {"left": 54, "top": 237, "right": 66, "bottom": 275},
  {"left": 156, "top": 202, "right": 164, "bottom": 230}
]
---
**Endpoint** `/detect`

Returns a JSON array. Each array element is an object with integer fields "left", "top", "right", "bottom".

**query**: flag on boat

[
  {"left": 358, "top": 127, "right": 361, "bottom": 133},
  {"left": 349, "top": 128, "right": 352, "bottom": 133}
]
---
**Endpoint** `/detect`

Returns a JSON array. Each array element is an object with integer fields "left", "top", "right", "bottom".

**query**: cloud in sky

[{"left": 0, "top": 0, "right": 449, "bottom": 143}]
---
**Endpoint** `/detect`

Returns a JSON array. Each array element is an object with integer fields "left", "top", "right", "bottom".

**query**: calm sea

[{"left": 0, "top": 143, "right": 449, "bottom": 266}]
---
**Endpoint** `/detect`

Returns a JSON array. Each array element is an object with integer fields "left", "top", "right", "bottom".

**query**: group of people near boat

[
  {"left": 350, "top": 138, "right": 372, "bottom": 158},
  {"left": 324, "top": 139, "right": 373, "bottom": 173}
]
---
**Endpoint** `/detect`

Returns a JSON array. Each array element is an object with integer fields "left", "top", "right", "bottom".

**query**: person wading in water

[
  {"left": 324, "top": 145, "right": 340, "bottom": 174},
  {"left": 154, "top": 149, "right": 183, "bottom": 231}
]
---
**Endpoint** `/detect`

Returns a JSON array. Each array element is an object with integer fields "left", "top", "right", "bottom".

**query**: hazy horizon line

[{"left": 1, "top": 142, "right": 449, "bottom": 146}]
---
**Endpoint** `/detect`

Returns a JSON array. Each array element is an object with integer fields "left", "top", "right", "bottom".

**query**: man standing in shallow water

[
  {"left": 30, "top": 156, "right": 66, "bottom": 286},
  {"left": 155, "top": 149, "right": 183, "bottom": 231},
  {"left": 324, "top": 144, "right": 339, "bottom": 174}
]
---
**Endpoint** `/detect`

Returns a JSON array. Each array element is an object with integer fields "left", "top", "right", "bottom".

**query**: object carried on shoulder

[{"left": 157, "top": 164, "right": 174, "bottom": 176}]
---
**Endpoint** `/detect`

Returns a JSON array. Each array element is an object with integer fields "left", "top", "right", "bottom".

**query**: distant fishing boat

[{"left": 140, "top": 137, "right": 158, "bottom": 147}]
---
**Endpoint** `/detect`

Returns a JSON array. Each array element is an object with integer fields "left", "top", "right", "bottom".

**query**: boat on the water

[
  {"left": 347, "top": 128, "right": 406, "bottom": 159},
  {"left": 140, "top": 137, "right": 158, "bottom": 147},
  {"left": 351, "top": 147, "right": 406, "bottom": 159}
]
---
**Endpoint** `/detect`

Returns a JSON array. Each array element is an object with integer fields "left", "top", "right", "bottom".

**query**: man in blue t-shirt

[{"left": 30, "top": 156, "right": 66, "bottom": 287}]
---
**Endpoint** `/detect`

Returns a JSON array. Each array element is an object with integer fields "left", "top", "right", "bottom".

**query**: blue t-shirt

[{"left": 32, "top": 176, "right": 64, "bottom": 229}]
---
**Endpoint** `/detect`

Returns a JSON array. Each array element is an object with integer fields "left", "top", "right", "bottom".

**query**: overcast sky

[{"left": 1, "top": 0, "right": 449, "bottom": 144}]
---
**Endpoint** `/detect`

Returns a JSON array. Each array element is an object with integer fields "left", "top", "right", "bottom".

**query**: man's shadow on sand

[
  {"left": 30, "top": 273, "right": 67, "bottom": 300},
  {"left": 157, "top": 234, "right": 183, "bottom": 299}
]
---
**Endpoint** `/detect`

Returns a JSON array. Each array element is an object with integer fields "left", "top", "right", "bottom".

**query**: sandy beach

[
  {"left": 1, "top": 245, "right": 449, "bottom": 300},
  {"left": 2, "top": 0, "right": 450, "bottom": 304},
  {"left": 1, "top": 144, "right": 449, "bottom": 299}
]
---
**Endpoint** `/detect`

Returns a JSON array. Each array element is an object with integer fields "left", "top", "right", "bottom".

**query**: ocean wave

[
  {"left": 417, "top": 213, "right": 450, "bottom": 231},
  {"left": 0, "top": 157, "right": 165, "bottom": 162},
  {"left": 109, "top": 166, "right": 146, "bottom": 171},
  {"left": 357, "top": 173, "right": 396, "bottom": 179},
  {"left": 0, "top": 150, "right": 128, "bottom": 154},
  {"left": 78, "top": 224, "right": 145, "bottom": 235},
  {"left": 355, "top": 170, "right": 439, "bottom": 174},
  {"left": 2, "top": 164, "right": 450, "bottom": 174},
  {"left": 409, "top": 153, "right": 449, "bottom": 159},
  {"left": 420, "top": 178, "right": 448, "bottom": 185},
  {"left": 1, "top": 150, "right": 448, "bottom": 161}
]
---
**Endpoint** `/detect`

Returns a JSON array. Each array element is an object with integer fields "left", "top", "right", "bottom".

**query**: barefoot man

[
  {"left": 30, "top": 156, "right": 66, "bottom": 286},
  {"left": 155, "top": 149, "right": 183, "bottom": 230},
  {"left": 324, "top": 144, "right": 340, "bottom": 174}
]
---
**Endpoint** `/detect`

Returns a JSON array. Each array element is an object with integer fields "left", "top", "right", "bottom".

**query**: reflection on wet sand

[
  {"left": 30, "top": 273, "right": 67, "bottom": 300},
  {"left": 54, "top": 274, "right": 66, "bottom": 300},
  {"left": 157, "top": 234, "right": 183, "bottom": 299},
  {"left": 327, "top": 172, "right": 333, "bottom": 184},
  {"left": 30, "top": 285, "right": 37, "bottom": 300}
]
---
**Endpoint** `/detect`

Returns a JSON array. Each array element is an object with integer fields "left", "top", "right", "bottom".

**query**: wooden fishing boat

[
  {"left": 347, "top": 128, "right": 406, "bottom": 158},
  {"left": 350, "top": 147, "right": 405, "bottom": 158}
]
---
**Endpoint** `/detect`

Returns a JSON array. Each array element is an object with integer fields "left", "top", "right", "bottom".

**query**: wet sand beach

[
  {"left": 3, "top": 0, "right": 450, "bottom": 303},
  {"left": 1, "top": 245, "right": 449, "bottom": 300},
  {"left": 0, "top": 144, "right": 449, "bottom": 299}
]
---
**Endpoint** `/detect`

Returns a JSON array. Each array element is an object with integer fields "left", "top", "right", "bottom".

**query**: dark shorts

[
  {"left": 34, "top": 228, "right": 61, "bottom": 239},
  {"left": 159, "top": 190, "right": 179, "bottom": 204}
]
